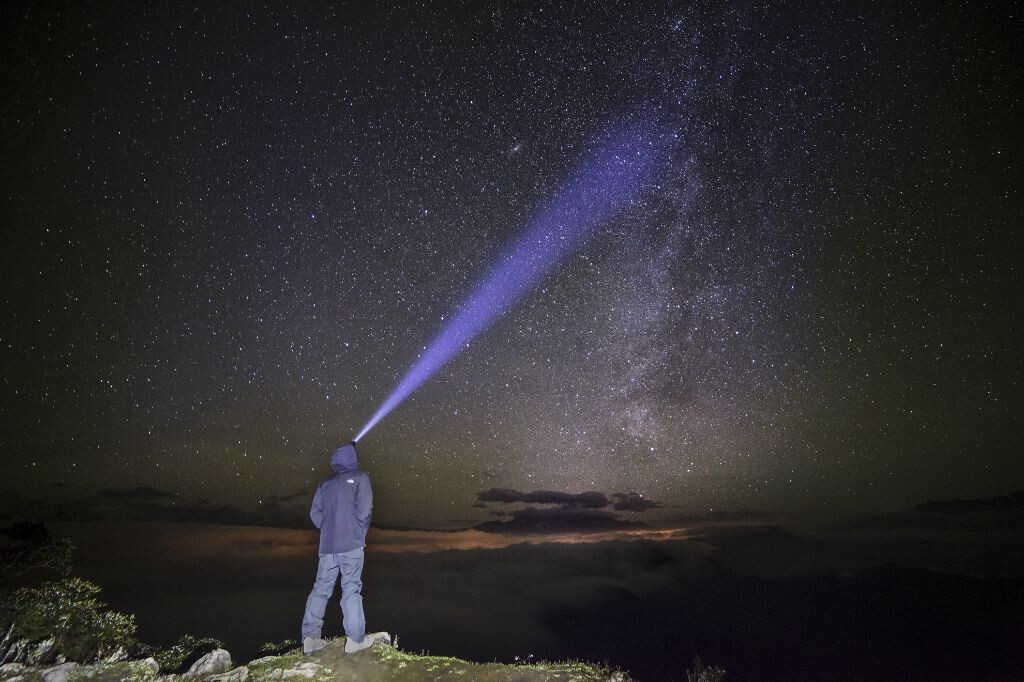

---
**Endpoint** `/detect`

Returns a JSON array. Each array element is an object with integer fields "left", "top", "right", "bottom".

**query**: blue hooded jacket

[{"left": 310, "top": 443, "right": 373, "bottom": 554}]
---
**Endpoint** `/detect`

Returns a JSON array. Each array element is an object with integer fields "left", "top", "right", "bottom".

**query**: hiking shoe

[
  {"left": 344, "top": 636, "right": 374, "bottom": 655},
  {"left": 344, "top": 632, "right": 390, "bottom": 655},
  {"left": 303, "top": 637, "right": 327, "bottom": 655}
]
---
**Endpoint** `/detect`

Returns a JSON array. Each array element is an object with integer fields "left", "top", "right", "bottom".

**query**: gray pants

[{"left": 301, "top": 548, "right": 365, "bottom": 643}]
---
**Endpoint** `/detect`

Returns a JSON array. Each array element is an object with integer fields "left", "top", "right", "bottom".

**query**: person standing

[{"left": 301, "top": 441, "right": 374, "bottom": 655}]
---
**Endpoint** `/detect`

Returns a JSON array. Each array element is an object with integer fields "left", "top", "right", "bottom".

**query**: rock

[
  {"left": 140, "top": 658, "right": 161, "bottom": 674},
  {"left": 246, "top": 657, "right": 277, "bottom": 667},
  {"left": 101, "top": 646, "right": 130, "bottom": 663},
  {"left": 187, "top": 649, "right": 232, "bottom": 678},
  {"left": 266, "top": 663, "right": 322, "bottom": 680},
  {"left": 41, "top": 662, "right": 79, "bottom": 682},
  {"left": 205, "top": 666, "right": 248, "bottom": 682},
  {"left": 284, "top": 662, "right": 322, "bottom": 678},
  {"left": 0, "top": 663, "right": 26, "bottom": 679}
]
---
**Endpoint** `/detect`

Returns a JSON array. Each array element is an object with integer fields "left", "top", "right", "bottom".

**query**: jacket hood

[{"left": 331, "top": 442, "right": 358, "bottom": 471}]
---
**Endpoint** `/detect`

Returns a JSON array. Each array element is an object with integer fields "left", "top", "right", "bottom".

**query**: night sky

[{"left": 2, "top": 1, "right": 1019, "bottom": 527}]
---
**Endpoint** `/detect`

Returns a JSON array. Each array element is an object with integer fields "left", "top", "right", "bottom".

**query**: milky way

[
  {"left": 355, "top": 118, "right": 662, "bottom": 443},
  {"left": 2, "top": 2, "right": 1018, "bottom": 525}
]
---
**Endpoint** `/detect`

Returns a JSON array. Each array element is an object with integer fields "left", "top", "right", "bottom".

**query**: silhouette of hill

[{"left": 914, "top": 490, "right": 1024, "bottom": 514}]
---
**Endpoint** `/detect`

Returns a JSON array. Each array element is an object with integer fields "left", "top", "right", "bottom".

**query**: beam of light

[{"left": 355, "top": 119, "right": 663, "bottom": 443}]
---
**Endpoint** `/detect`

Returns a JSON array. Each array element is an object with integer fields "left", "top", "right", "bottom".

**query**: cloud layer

[{"left": 49, "top": 517, "right": 1024, "bottom": 682}]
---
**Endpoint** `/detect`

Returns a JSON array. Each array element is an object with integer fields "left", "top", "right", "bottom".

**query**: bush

[
  {"left": 687, "top": 655, "right": 726, "bottom": 682},
  {"left": 257, "top": 639, "right": 299, "bottom": 657},
  {"left": 153, "top": 634, "right": 225, "bottom": 673},
  {"left": 0, "top": 577, "right": 137, "bottom": 664}
]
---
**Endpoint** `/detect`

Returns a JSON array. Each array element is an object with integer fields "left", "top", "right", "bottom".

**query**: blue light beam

[{"left": 354, "top": 120, "right": 662, "bottom": 442}]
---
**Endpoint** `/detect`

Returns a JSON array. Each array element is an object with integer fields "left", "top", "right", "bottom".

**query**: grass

[
  {"left": 267, "top": 635, "right": 631, "bottom": 681},
  {"left": 3, "top": 634, "right": 639, "bottom": 681}
]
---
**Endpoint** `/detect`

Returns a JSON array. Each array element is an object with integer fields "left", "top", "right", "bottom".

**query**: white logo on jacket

[{"left": 346, "top": 478, "right": 355, "bottom": 484}]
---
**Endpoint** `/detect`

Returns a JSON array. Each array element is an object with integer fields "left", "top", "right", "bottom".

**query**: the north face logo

[{"left": 346, "top": 479, "right": 355, "bottom": 484}]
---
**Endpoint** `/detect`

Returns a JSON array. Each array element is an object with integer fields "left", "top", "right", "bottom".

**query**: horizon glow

[{"left": 354, "top": 120, "right": 663, "bottom": 443}]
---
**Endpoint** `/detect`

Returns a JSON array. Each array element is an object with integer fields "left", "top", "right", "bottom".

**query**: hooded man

[{"left": 301, "top": 441, "right": 374, "bottom": 655}]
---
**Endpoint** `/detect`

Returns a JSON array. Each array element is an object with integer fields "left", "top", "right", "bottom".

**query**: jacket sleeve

[
  {"left": 355, "top": 474, "right": 373, "bottom": 538},
  {"left": 310, "top": 483, "right": 324, "bottom": 529}
]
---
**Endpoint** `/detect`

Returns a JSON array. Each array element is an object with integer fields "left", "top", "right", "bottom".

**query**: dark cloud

[
  {"left": 477, "top": 488, "right": 664, "bottom": 514},
  {"left": 611, "top": 492, "right": 660, "bottom": 512},
  {"left": 474, "top": 506, "right": 648, "bottom": 535},
  {"left": 474, "top": 488, "right": 664, "bottom": 531},
  {"left": 477, "top": 488, "right": 610, "bottom": 508}
]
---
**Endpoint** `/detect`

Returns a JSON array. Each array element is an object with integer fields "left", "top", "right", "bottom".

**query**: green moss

[
  {"left": 247, "top": 651, "right": 303, "bottom": 675},
  {"left": 367, "top": 640, "right": 628, "bottom": 681}
]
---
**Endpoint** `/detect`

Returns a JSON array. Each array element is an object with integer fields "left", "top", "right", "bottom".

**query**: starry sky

[{"left": 2, "top": 1, "right": 1019, "bottom": 526}]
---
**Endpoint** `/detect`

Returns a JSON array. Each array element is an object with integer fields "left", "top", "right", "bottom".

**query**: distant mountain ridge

[{"left": 913, "top": 490, "right": 1024, "bottom": 514}]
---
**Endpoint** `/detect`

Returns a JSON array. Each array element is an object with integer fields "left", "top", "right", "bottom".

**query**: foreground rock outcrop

[{"left": 0, "top": 635, "right": 629, "bottom": 682}]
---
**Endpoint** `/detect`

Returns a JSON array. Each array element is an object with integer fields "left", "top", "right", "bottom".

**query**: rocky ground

[{"left": 0, "top": 635, "right": 629, "bottom": 682}]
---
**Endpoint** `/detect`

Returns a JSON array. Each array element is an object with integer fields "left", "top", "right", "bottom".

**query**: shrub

[
  {"left": 257, "top": 639, "right": 299, "bottom": 656},
  {"left": 0, "top": 577, "right": 137, "bottom": 664},
  {"left": 687, "top": 655, "right": 726, "bottom": 682},
  {"left": 153, "top": 634, "right": 225, "bottom": 673}
]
